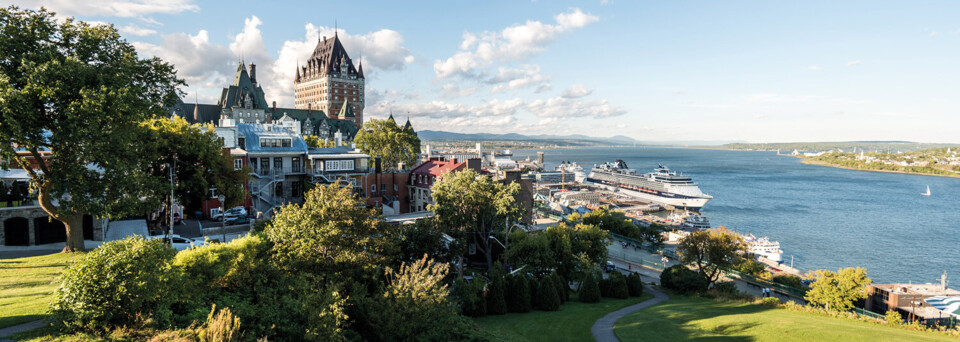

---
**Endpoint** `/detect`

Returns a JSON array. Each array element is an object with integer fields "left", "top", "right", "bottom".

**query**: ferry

[
  {"left": 584, "top": 160, "right": 712, "bottom": 211},
  {"left": 671, "top": 212, "right": 711, "bottom": 230},
  {"left": 743, "top": 234, "right": 783, "bottom": 262}
]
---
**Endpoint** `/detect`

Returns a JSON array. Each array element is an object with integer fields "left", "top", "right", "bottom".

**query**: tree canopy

[
  {"left": 0, "top": 7, "right": 183, "bottom": 251},
  {"left": 353, "top": 118, "right": 420, "bottom": 170},
  {"left": 804, "top": 267, "right": 872, "bottom": 312},
  {"left": 677, "top": 227, "right": 748, "bottom": 286}
]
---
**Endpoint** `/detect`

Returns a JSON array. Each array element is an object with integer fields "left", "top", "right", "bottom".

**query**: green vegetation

[
  {"left": 0, "top": 253, "right": 81, "bottom": 328},
  {"left": 353, "top": 118, "right": 421, "bottom": 170},
  {"left": 805, "top": 148, "right": 960, "bottom": 178},
  {"left": 677, "top": 227, "right": 748, "bottom": 286},
  {"left": 614, "top": 296, "right": 956, "bottom": 341},
  {"left": 804, "top": 267, "right": 872, "bottom": 312},
  {"left": 475, "top": 293, "right": 652, "bottom": 342}
]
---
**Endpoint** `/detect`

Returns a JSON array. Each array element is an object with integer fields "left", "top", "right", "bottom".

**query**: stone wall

[{"left": 0, "top": 205, "right": 104, "bottom": 246}]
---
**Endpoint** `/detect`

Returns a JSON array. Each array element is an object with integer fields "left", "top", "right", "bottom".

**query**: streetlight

[
  {"left": 488, "top": 235, "right": 506, "bottom": 249},
  {"left": 218, "top": 195, "right": 226, "bottom": 243}
]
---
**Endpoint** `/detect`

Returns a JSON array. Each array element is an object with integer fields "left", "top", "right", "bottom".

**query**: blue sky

[{"left": 8, "top": 0, "right": 960, "bottom": 143}]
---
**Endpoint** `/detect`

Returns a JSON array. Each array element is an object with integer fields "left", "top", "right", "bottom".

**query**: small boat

[{"left": 922, "top": 185, "right": 931, "bottom": 197}]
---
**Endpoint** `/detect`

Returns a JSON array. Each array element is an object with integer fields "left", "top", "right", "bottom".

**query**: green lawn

[
  {"left": 0, "top": 253, "right": 81, "bottom": 329},
  {"left": 474, "top": 293, "right": 653, "bottom": 342},
  {"left": 615, "top": 296, "right": 956, "bottom": 342}
]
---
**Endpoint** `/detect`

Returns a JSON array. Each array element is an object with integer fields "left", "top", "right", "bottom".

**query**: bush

[
  {"left": 198, "top": 305, "right": 242, "bottom": 342},
  {"left": 486, "top": 263, "right": 508, "bottom": 315},
  {"left": 712, "top": 281, "right": 739, "bottom": 295},
  {"left": 886, "top": 310, "right": 903, "bottom": 325},
  {"left": 552, "top": 274, "right": 568, "bottom": 303},
  {"left": 772, "top": 273, "right": 803, "bottom": 289},
  {"left": 52, "top": 236, "right": 177, "bottom": 332},
  {"left": 609, "top": 273, "right": 630, "bottom": 299},
  {"left": 599, "top": 277, "right": 613, "bottom": 298},
  {"left": 627, "top": 273, "right": 644, "bottom": 297},
  {"left": 537, "top": 277, "right": 561, "bottom": 311},
  {"left": 527, "top": 275, "right": 539, "bottom": 307},
  {"left": 579, "top": 273, "right": 601, "bottom": 303},
  {"left": 660, "top": 265, "right": 708, "bottom": 294},
  {"left": 759, "top": 297, "right": 782, "bottom": 307},
  {"left": 455, "top": 277, "right": 487, "bottom": 317},
  {"left": 505, "top": 275, "right": 531, "bottom": 313}
]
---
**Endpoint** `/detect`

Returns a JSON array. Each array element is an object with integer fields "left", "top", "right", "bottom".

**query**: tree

[
  {"left": 609, "top": 273, "right": 630, "bottom": 299},
  {"left": 353, "top": 118, "right": 420, "bottom": 171},
  {"left": 0, "top": 7, "right": 183, "bottom": 252},
  {"left": 579, "top": 272, "right": 601, "bottom": 303},
  {"left": 430, "top": 169, "right": 522, "bottom": 273},
  {"left": 804, "top": 267, "right": 871, "bottom": 312},
  {"left": 627, "top": 273, "right": 644, "bottom": 297},
  {"left": 505, "top": 231, "right": 553, "bottom": 277},
  {"left": 660, "top": 264, "right": 708, "bottom": 294},
  {"left": 536, "top": 277, "right": 561, "bottom": 311},
  {"left": 141, "top": 117, "right": 246, "bottom": 228},
  {"left": 677, "top": 227, "right": 748, "bottom": 286},
  {"left": 304, "top": 135, "right": 334, "bottom": 148},
  {"left": 505, "top": 274, "right": 531, "bottom": 313},
  {"left": 486, "top": 262, "right": 508, "bottom": 315}
]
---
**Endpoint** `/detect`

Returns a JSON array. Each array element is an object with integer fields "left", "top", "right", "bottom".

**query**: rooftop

[{"left": 872, "top": 283, "right": 960, "bottom": 296}]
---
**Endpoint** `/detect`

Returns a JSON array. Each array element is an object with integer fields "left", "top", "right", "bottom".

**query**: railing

[
  {"left": 851, "top": 307, "right": 884, "bottom": 320},
  {"left": 725, "top": 269, "right": 807, "bottom": 298}
]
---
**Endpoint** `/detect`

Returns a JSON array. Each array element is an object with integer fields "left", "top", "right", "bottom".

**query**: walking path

[
  {"left": 0, "top": 319, "right": 45, "bottom": 341},
  {"left": 591, "top": 285, "right": 669, "bottom": 342}
]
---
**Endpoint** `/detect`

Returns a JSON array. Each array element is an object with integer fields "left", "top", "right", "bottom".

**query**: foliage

[
  {"left": 677, "top": 227, "right": 748, "bottom": 286},
  {"left": 552, "top": 273, "right": 568, "bottom": 303},
  {"left": 759, "top": 297, "right": 782, "bottom": 307},
  {"left": 885, "top": 310, "right": 903, "bottom": 325},
  {"left": 574, "top": 207, "right": 642, "bottom": 240},
  {"left": 353, "top": 118, "right": 420, "bottom": 170},
  {"left": 393, "top": 217, "right": 455, "bottom": 266},
  {"left": 660, "top": 265, "right": 709, "bottom": 295},
  {"left": 304, "top": 135, "right": 335, "bottom": 148},
  {"left": 579, "top": 273, "right": 601, "bottom": 303},
  {"left": 264, "top": 181, "right": 394, "bottom": 280},
  {"left": 772, "top": 273, "right": 803, "bottom": 289},
  {"left": 505, "top": 231, "right": 553, "bottom": 277},
  {"left": 505, "top": 275, "right": 531, "bottom": 313},
  {"left": 197, "top": 305, "right": 242, "bottom": 342},
  {"left": 51, "top": 236, "right": 177, "bottom": 332},
  {"left": 536, "top": 277, "right": 561, "bottom": 311},
  {"left": 0, "top": 7, "right": 183, "bottom": 252},
  {"left": 455, "top": 277, "right": 488, "bottom": 318},
  {"left": 733, "top": 257, "right": 768, "bottom": 277},
  {"left": 598, "top": 276, "right": 613, "bottom": 298},
  {"left": 627, "top": 273, "right": 644, "bottom": 297},
  {"left": 507, "top": 223, "right": 607, "bottom": 283},
  {"left": 804, "top": 267, "right": 872, "bottom": 312},
  {"left": 430, "top": 169, "right": 522, "bottom": 273},
  {"left": 609, "top": 273, "right": 630, "bottom": 299},
  {"left": 486, "top": 262, "right": 508, "bottom": 315}
]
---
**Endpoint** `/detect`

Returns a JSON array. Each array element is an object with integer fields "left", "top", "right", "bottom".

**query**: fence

[
  {"left": 852, "top": 307, "right": 885, "bottom": 320},
  {"left": 725, "top": 269, "right": 807, "bottom": 298}
]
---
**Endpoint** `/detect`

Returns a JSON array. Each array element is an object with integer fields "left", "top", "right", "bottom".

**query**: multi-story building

[
  {"left": 362, "top": 158, "right": 410, "bottom": 216},
  {"left": 295, "top": 32, "right": 365, "bottom": 126},
  {"left": 408, "top": 158, "right": 467, "bottom": 213},
  {"left": 865, "top": 281, "right": 960, "bottom": 325},
  {"left": 307, "top": 144, "right": 372, "bottom": 192}
]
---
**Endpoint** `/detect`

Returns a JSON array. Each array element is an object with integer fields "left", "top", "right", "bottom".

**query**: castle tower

[{"left": 294, "top": 32, "right": 365, "bottom": 126}]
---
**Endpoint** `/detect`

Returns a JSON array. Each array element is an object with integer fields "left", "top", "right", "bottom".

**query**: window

[
  {"left": 324, "top": 160, "right": 354, "bottom": 171},
  {"left": 250, "top": 158, "right": 257, "bottom": 171},
  {"left": 260, "top": 158, "right": 270, "bottom": 174},
  {"left": 393, "top": 184, "right": 398, "bottom": 192},
  {"left": 260, "top": 138, "right": 292, "bottom": 147},
  {"left": 371, "top": 184, "right": 376, "bottom": 193},
  {"left": 292, "top": 182, "right": 301, "bottom": 198},
  {"left": 238, "top": 137, "right": 245, "bottom": 147},
  {"left": 380, "top": 184, "right": 386, "bottom": 193},
  {"left": 292, "top": 157, "right": 301, "bottom": 173},
  {"left": 274, "top": 157, "right": 283, "bottom": 173},
  {"left": 234, "top": 159, "right": 242, "bottom": 170},
  {"left": 275, "top": 182, "right": 283, "bottom": 197}
]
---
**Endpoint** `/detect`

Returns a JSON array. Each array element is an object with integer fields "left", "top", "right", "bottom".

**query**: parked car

[
  {"left": 604, "top": 261, "right": 617, "bottom": 273},
  {"left": 212, "top": 207, "right": 247, "bottom": 221},
  {"left": 150, "top": 234, "right": 207, "bottom": 251},
  {"left": 225, "top": 216, "right": 250, "bottom": 225}
]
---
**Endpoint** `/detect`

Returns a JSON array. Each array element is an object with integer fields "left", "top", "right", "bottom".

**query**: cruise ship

[{"left": 584, "top": 160, "right": 712, "bottom": 210}]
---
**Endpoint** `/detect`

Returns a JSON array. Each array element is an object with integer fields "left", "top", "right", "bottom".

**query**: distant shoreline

[{"left": 800, "top": 158, "right": 960, "bottom": 179}]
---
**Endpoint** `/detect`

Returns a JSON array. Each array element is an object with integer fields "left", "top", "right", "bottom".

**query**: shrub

[
  {"left": 198, "top": 305, "right": 242, "bottom": 342},
  {"left": 552, "top": 274, "right": 568, "bottom": 303},
  {"left": 52, "top": 236, "right": 177, "bottom": 332},
  {"left": 537, "top": 277, "right": 561, "bottom": 311},
  {"left": 886, "top": 310, "right": 903, "bottom": 325},
  {"left": 599, "top": 277, "right": 613, "bottom": 298},
  {"left": 772, "top": 273, "right": 803, "bottom": 289},
  {"left": 579, "top": 273, "right": 601, "bottom": 303},
  {"left": 660, "top": 265, "right": 708, "bottom": 294},
  {"left": 454, "top": 277, "right": 487, "bottom": 317},
  {"left": 759, "top": 297, "right": 782, "bottom": 307},
  {"left": 627, "top": 273, "right": 644, "bottom": 297},
  {"left": 527, "top": 275, "right": 539, "bottom": 307},
  {"left": 505, "top": 275, "right": 531, "bottom": 313},
  {"left": 486, "top": 263, "right": 508, "bottom": 315},
  {"left": 712, "top": 281, "right": 739, "bottom": 295},
  {"left": 609, "top": 273, "right": 629, "bottom": 299}
]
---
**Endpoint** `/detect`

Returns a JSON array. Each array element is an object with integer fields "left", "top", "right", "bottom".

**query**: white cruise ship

[
  {"left": 585, "top": 160, "right": 712, "bottom": 211},
  {"left": 743, "top": 234, "right": 782, "bottom": 262}
]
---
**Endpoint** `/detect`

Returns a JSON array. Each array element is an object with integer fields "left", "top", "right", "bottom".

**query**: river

[{"left": 512, "top": 147, "right": 960, "bottom": 284}]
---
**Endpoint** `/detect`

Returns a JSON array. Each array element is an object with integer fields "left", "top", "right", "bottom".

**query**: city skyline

[{"left": 6, "top": 0, "right": 960, "bottom": 143}]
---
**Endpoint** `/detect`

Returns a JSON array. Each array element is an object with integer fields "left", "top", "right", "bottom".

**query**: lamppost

[
  {"left": 167, "top": 156, "right": 177, "bottom": 243},
  {"left": 218, "top": 195, "right": 226, "bottom": 243}
]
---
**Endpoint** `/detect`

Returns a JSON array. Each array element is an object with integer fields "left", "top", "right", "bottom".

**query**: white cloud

[
  {"left": 440, "top": 84, "right": 478, "bottom": 98},
  {"left": 11, "top": 0, "right": 198, "bottom": 19},
  {"left": 526, "top": 96, "right": 626, "bottom": 118},
  {"left": 434, "top": 8, "right": 598, "bottom": 79},
  {"left": 118, "top": 23, "right": 156, "bottom": 36},
  {"left": 561, "top": 84, "right": 593, "bottom": 98},
  {"left": 846, "top": 60, "right": 862, "bottom": 67},
  {"left": 132, "top": 29, "right": 233, "bottom": 87},
  {"left": 807, "top": 65, "right": 821, "bottom": 71},
  {"left": 487, "top": 65, "right": 551, "bottom": 93}
]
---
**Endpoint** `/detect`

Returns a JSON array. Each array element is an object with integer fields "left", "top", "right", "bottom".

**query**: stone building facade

[{"left": 294, "top": 32, "right": 365, "bottom": 126}]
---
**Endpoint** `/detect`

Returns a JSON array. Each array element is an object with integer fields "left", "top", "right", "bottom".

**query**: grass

[
  {"left": 474, "top": 292, "right": 653, "bottom": 342},
  {"left": 0, "top": 253, "right": 81, "bottom": 329},
  {"left": 615, "top": 296, "right": 957, "bottom": 342}
]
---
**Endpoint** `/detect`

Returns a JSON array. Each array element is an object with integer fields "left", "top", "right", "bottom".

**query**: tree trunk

[{"left": 61, "top": 213, "right": 85, "bottom": 253}]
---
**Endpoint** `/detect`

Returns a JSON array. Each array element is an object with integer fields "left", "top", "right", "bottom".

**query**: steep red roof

[{"left": 410, "top": 158, "right": 466, "bottom": 188}]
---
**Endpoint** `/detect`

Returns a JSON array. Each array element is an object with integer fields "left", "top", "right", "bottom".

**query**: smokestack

[{"left": 248, "top": 63, "right": 257, "bottom": 85}]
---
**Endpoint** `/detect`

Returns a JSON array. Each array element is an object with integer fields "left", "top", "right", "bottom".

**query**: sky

[{"left": 6, "top": 0, "right": 960, "bottom": 143}]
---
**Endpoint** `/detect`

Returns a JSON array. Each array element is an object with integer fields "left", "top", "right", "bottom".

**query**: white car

[
  {"left": 151, "top": 234, "right": 207, "bottom": 251},
  {"left": 212, "top": 207, "right": 247, "bottom": 221}
]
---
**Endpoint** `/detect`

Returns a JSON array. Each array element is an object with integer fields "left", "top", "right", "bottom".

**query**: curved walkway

[{"left": 591, "top": 285, "right": 670, "bottom": 342}]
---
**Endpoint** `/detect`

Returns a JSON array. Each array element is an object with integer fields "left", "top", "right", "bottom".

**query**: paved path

[
  {"left": 591, "top": 285, "right": 669, "bottom": 342},
  {"left": 0, "top": 319, "right": 46, "bottom": 341}
]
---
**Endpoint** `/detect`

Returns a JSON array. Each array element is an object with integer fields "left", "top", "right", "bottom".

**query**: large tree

[
  {"left": 353, "top": 118, "right": 420, "bottom": 171},
  {"left": 677, "top": 227, "right": 748, "bottom": 286},
  {"left": 430, "top": 169, "right": 522, "bottom": 274},
  {"left": 0, "top": 7, "right": 182, "bottom": 252},
  {"left": 804, "top": 267, "right": 871, "bottom": 312}
]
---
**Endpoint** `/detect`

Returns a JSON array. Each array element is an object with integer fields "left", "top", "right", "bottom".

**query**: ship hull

[{"left": 586, "top": 179, "right": 711, "bottom": 210}]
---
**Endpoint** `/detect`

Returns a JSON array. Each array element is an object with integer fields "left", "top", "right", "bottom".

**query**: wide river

[{"left": 513, "top": 147, "right": 959, "bottom": 284}]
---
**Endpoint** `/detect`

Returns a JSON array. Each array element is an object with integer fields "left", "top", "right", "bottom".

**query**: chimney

[
  {"left": 248, "top": 63, "right": 257, "bottom": 85},
  {"left": 272, "top": 101, "right": 276, "bottom": 112},
  {"left": 467, "top": 158, "right": 482, "bottom": 173},
  {"left": 308, "top": 103, "right": 312, "bottom": 114},
  {"left": 451, "top": 158, "right": 458, "bottom": 164},
  {"left": 375, "top": 157, "right": 382, "bottom": 174}
]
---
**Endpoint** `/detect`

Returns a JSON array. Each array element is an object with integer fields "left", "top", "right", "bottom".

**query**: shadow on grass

[
  {"left": 615, "top": 294, "right": 774, "bottom": 342},
  {"left": 0, "top": 314, "right": 47, "bottom": 330}
]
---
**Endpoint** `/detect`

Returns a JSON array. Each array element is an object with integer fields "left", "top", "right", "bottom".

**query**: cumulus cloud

[
  {"left": 487, "top": 65, "right": 551, "bottom": 93},
  {"left": 440, "top": 84, "right": 478, "bottom": 98},
  {"left": 846, "top": 60, "right": 862, "bottom": 67},
  {"left": 561, "top": 84, "right": 593, "bottom": 98},
  {"left": 132, "top": 29, "right": 233, "bottom": 87},
  {"left": 526, "top": 96, "right": 626, "bottom": 118},
  {"left": 118, "top": 23, "right": 156, "bottom": 36},
  {"left": 434, "top": 8, "right": 598, "bottom": 79},
  {"left": 10, "top": 0, "right": 197, "bottom": 19}
]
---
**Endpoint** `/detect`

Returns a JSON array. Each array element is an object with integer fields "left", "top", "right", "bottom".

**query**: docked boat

[
  {"left": 671, "top": 212, "right": 711, "bottom": 230},
  {"left": 743, "top": 234, "right": 782, "bottom": 262},
  {"left": 555, "top": 161, "right": 587, "bottom": 183},
  {"left": 584, "top": 160, "right": 712, "bottom": 211}
]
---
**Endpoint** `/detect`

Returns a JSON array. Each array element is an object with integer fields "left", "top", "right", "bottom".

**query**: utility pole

[
  {"left": 168, "top": 156, "right": 177, "bottom": 242},
  {"left": 218, "top": 195, "right": 226, "bottom": 243}
]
